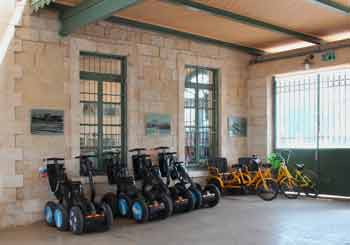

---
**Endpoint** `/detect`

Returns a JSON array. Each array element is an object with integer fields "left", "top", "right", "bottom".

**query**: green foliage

[{"left": 267, "top": 153, "right": 282, "bottom": 170}]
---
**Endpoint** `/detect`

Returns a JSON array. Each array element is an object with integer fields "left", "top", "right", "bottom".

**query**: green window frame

[
  {"left": 184, "top": 65, "right": 219, "bottom": 168},
  {"left": 79, "top": 51, "right": 127, "bottom": 174}
]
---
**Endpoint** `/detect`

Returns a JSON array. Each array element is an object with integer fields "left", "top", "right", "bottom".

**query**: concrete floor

[{"left": 1, "top": 196, "right": 350, "bottom": 245}]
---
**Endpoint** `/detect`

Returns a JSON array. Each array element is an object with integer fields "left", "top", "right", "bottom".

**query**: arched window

[{"left": 184, "top": 66, "right": 218, "bottom": 168}]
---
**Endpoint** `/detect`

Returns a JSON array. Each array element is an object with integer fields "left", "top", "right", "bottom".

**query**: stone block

[
  {"left": 39, "top": 30, "right": 60, "bottom": 43},
  {"left": 0, "top": 176, "right": 23, "bottom": 188},
  {"left": 15, "top": 28, "right": 39, "bottom": 42},
  {"left": 137, "top": 44, "right": 160, "bottom": 57}
]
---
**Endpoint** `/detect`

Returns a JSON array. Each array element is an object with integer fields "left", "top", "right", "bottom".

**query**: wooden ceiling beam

[{"left": 167, "top": 0, "right": 325, "bottom": 45}]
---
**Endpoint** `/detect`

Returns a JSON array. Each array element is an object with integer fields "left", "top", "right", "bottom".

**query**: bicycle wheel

[
  {"left": 257, "top": 179, "right": 279, "bottom": 201},
  {"left": 303, "top": 170, "right": 319, "bottom": 198},
  {"left": 279, "top": 177, "right": 300, "bottom": 199}
]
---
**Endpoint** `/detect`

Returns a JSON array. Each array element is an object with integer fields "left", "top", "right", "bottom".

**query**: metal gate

[{"left": 274, "top": 66, "right": 350, "bottom": 196}]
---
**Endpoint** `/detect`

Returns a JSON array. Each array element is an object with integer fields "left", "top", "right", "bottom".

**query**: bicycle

[{"left": 271, "top": 150, "right": 319, "bottom": 198}]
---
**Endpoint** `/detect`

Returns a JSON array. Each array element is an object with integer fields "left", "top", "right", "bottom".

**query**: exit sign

[{"left": 321, "top": 50, "right": 336, "bottom": 61}]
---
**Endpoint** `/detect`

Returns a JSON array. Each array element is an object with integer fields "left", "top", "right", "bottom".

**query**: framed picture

[
  {"left": 31, "top": 109, "right": 64, "bottom": 135},
  {"left": 145, "top": 113, "right": 171, "bottom": 136},
  {"left": 228, "top": 116, "right": 247, "bottom": 137}
]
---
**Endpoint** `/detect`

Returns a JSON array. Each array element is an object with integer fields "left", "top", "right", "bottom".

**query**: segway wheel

[
  {"left": 183, "top": 190, "right": 195, "bottom": 212},
  {"left": 190, "top": 187, "right": 203, "bottom": 209},
  {"left": 54, "top": 204, "right": 69, "bottom": 231},
  {"left": 131, "top": 199, "right": 149, "bottom": 223},
  {"left": 101, "top": 192, "right": 117, "bottom": 217},
  {"left": 159, "top": 194, "right": 173, "bottom": 219},
  {"left": 69, "top": 206, "right": 84, "bottom": 235},
  {"left": 117, "top": 193, "right": 132, "bottom": 217},
  {"left": 101, "top": 202, "right": 113, "bottom": 230},
  {"left": 44, "top": 201, "right": 56, "bottom": 227},
  {"left": 203, "top": 184, "right": 221, "bottom": 208},
  {"left": 207, "top": 179, "right": 222, "bottom": 194}
]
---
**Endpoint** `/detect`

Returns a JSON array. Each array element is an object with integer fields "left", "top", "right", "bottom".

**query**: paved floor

[{"left": 1, "top": 196, "right": 350, "bottom": 245}]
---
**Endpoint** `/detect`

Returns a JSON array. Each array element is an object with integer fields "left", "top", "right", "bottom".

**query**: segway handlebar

[
  {"left": 43, "top": 157, "right": 65, "bottom": 162},
  {"left": 129, "top": 148, "right": 147, "bottom": 153},
  {"left": 75, "top": 154, "right": 96, "bottom": 159},
  {"left": 153, "top": 146, "right": 170, "bottom": 151}
]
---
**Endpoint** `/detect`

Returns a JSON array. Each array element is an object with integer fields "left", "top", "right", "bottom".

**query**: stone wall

[
  {"left": 0, "top": 4, "right": 251, "bottom": 229},
  {"left": 247, "top": 47, "right": 350, "bottom": 159}
]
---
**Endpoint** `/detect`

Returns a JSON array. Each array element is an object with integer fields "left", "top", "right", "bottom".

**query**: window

[
  {"left": 184, "top": 66, "right": 218, "bottom": 168},
  {"left": 274, "top": 67, "right": 350, "bottom": 149},
  {"left": 79, "top": 52, "right": 126, "bottom": 173}
]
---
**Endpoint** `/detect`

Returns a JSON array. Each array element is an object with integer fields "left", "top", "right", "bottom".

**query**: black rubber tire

[
  {"left": 203, "top": 184, "right": 221, "bottom": 208},
  {"left": 101, "top": 202, "right": 113, "bottom": 230},
  {"left": 159, "top": 194, "right": 174, "bottom": 219},
  {"left": 44, "top": 201, "right": 56, "bottom": 227},
  {"left": 257, "top": 179, "right": 279, "bottom": 201},
  {"left": 303, "top": 170, "right": 319, "bottom": 198},
  {"left": 207, "top": 178, "right": 222, "bottom": 194},
  {"left": 190, "top": 187, "right": 203, "bottom": 209},
  {"left": 131, "top": 199, "right": 149, "bottom": 223},
  {"left": 101, "top": 192, "right": 117, "bottom": 218},
  {"left": 69, "top": 206, "right": 84, "bottom": 235},
  {"left": 54, "top": 204, "right": 69, "bottom": 231},
  {"left": 279, "top": 177, "right": 299, "bottom": 199},
  {"left": 183, "top": 189, "right": 195, "bottom": 212},
  {"left": 116, "top": 193, "right": 133, "bottom": 218}
]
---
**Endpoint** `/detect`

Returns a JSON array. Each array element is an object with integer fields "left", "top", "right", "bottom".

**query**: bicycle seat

[
  {"left": 262, "top": 163, "right": 272, "bottom": 168},
  {"left": 232, "top": 164, "right": 243, "bottom": 169},
  {"left": 296, "top": 163, "right": 304, "bottom": 170}
]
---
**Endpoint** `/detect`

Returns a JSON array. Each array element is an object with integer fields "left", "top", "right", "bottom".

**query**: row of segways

[
  {"left": 41, "top": 147, "right": 220, "bottom": 235},
  {"left": 103, "top": 147, "right": 220, "bottom": 223}
]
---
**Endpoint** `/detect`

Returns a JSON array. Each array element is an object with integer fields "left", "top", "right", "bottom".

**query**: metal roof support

[
  {"left": 59, "top": 0, "right": 141, "bottom": 36},
  {"left": 311, "top": 0, "right": 350, "bottom": 13},
  {"left": 107, "top": 16, "right": 266, "bottom": 56},
  {"left": 167, "top": 0, "right": 325, "bottom": 45}
]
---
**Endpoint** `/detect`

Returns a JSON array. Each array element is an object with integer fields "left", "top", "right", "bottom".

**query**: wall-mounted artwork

[
  {"left": 228, "top": 116, "right": 247, "bottom": 137},
  {"left": 145, "top": 113, "right": 171, "bottom": 136},
  {"left": 31, "top": 109, "right": 64, "bottom": 135}
]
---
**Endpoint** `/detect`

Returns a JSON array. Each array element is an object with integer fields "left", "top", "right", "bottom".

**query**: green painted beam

[
  {"left": 60, "top": 0, "right": 141, "bottom": 36},
  {"left": 311, "top": 0, "right": 350, "bottom": 13},
  {"left": 167, "top": 0, "right": 325, "bottom": 45},
  {"left": 107, "top": 16, "right": 265, "bottom": 56}
]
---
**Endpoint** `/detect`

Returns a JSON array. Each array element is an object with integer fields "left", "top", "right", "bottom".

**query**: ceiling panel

[
  {"left": 117, "top": 0, "right": 295, "bottom": 48},
  {"left": 332, "top": 0, "right": 350, "bottom": 6},
  {"left": 194, "top": 0, "right": 349, "bottom": 37}
]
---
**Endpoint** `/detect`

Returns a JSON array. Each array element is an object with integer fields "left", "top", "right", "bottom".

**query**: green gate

[{"left": 274, "top": 67, "right": 350, "bottom": 196}]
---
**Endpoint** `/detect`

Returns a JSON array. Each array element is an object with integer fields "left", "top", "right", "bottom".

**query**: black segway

[
  {"left": 157, "top": 147, "right": 220, "bottom": 209},
  {"left": 154, "top": 146, "right": 196, "bottom": 213},
  {"left": 42, "top": 156, "right": 113, "bottom": 235},
  {"left": 129, "top": 148, "right": 173, "bottom": 222},
  {"left": 102, "top": 150, "right": 144, "bottom": 219}
]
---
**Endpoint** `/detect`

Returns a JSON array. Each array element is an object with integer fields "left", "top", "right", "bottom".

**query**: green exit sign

[{"left": 322, "top": 50, "right": 336, "bottom": 61}]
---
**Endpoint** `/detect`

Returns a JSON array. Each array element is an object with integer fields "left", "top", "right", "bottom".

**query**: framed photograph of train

[{"left": 31, "top": 109, "right": 64, "bottom": 135}]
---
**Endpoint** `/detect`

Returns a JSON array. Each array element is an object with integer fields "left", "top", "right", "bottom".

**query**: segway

[
  {"left": 129, "top": 148, "right": 173, "bottom": 222},
  {"left": 42, "top": 156, "right": 113, "bottom": 235},
  {"left": 154, "top": 146, "right": 197, "bottom": 213},
  {"left": 103, "top": 150, "right": 144, "bottom": 219},
  {"left": 157, "top": 147, "right": 220, "bottom": 209}
]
